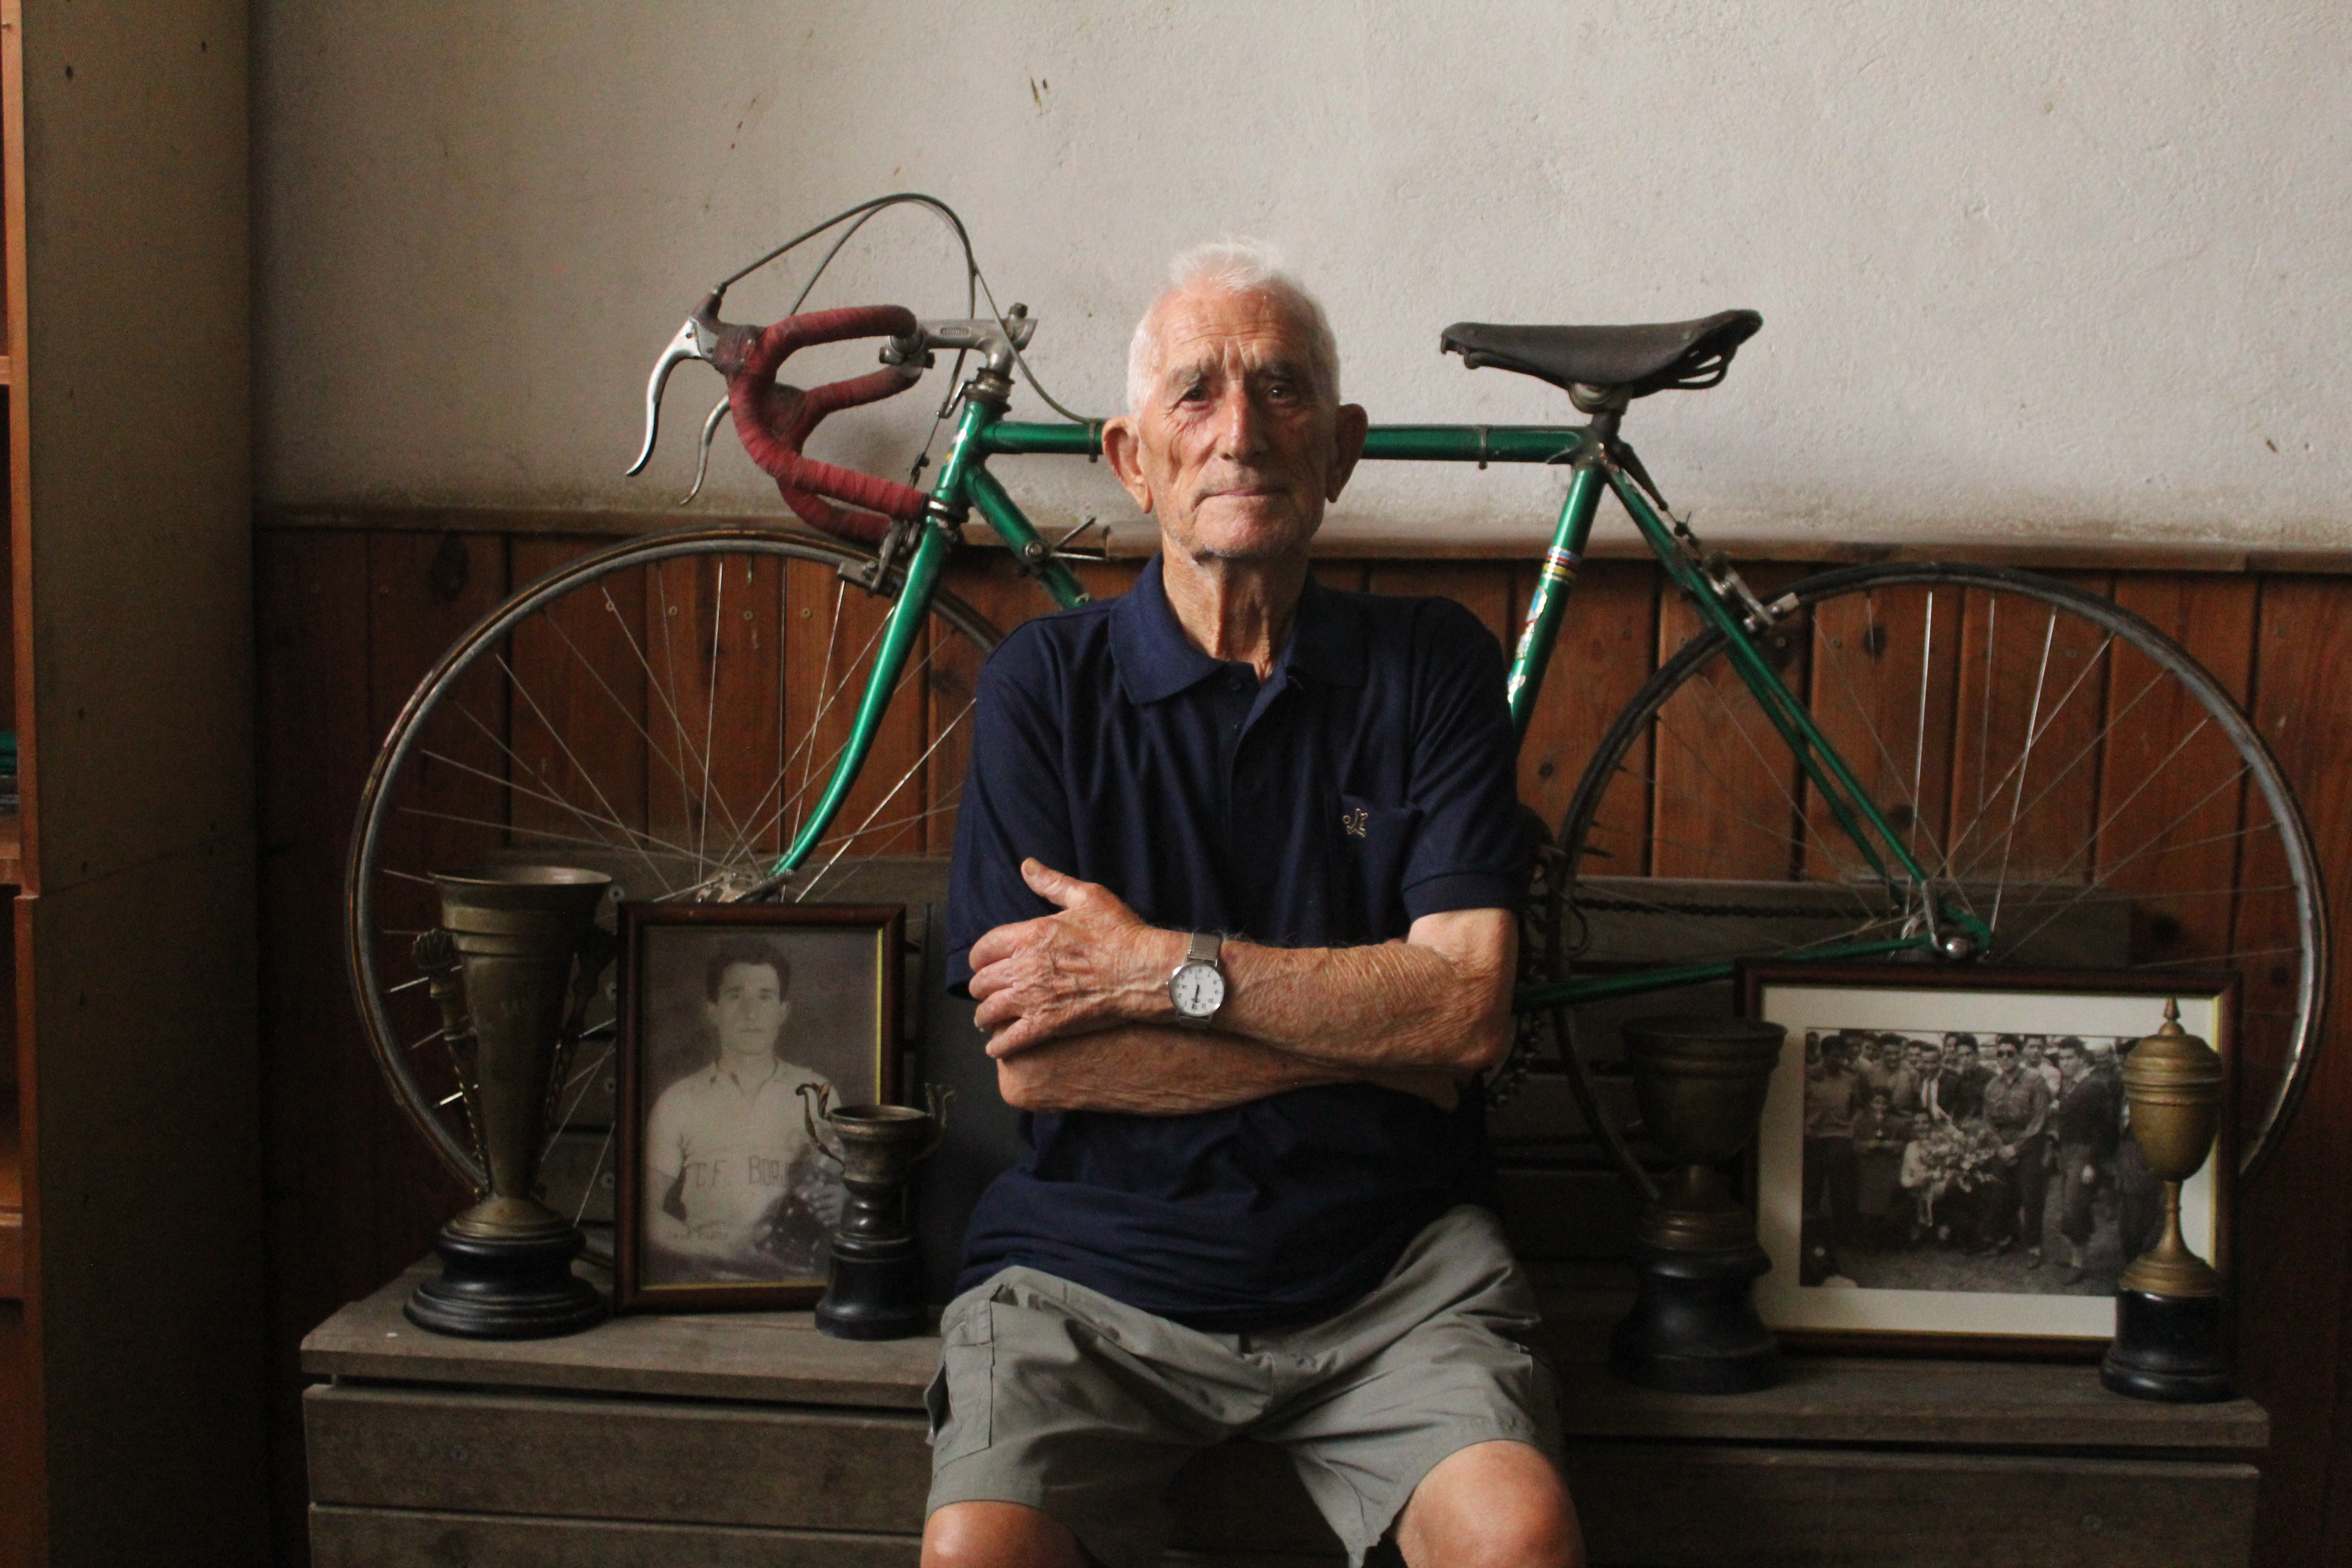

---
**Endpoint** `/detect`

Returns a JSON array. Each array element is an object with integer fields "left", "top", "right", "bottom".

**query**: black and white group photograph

[{"left": 1794, "top": 1027, "right": 2155, "bottom": 1296}]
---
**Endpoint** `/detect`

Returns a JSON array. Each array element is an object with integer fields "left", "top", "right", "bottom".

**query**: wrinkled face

[
  {"left": 706, "top": 961, "right": 787, "bottom": 1059},
  {"left": 1105, "top": 285, "right": 1366, "bottom": 564}
]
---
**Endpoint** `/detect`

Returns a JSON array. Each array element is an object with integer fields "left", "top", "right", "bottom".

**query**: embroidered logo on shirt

[{"left": 1341, "top": 807, "right": 1369, "bottom": 838}]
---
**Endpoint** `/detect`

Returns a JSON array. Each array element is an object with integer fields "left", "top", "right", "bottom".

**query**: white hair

[{"left": 1124, "top": 239, "right": 1342, "bottom": 416}]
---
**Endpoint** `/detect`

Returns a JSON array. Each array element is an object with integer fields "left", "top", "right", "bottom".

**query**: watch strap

[{"left": 1186, "top": 930, "right": 1222, "bottom": 968}]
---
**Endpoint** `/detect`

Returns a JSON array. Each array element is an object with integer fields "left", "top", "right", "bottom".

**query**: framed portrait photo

[
  {"left": 1741, "top": 964, "right": 2235, "bottom": 1357},
  {"left": 614, "top": 902, "right": 903, "bottom": 1313}
]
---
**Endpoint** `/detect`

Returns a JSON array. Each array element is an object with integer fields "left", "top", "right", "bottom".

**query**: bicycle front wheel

[
  {"left": 1556, "top": 561, "right": 2324, "bottom": 1179},
  {"left": 345, "top": 526, "right": 1004, "bottom": 1205}
]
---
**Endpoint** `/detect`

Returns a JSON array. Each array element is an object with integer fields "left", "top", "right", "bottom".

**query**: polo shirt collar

[{"left": 1110, "top": 552, "right": 1368, "bottom": 704}]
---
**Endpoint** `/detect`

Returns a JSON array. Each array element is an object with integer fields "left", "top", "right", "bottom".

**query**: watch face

[{"left": 1171, "top": 961, "right": 1225, "bottom": 1019}]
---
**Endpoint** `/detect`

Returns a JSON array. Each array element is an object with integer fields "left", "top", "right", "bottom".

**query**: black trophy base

[
  {"left": 816, "top": 1242, "right": 927, "bottom": 1341},
  {"left": 404, "top": 1224, "right": 607, "bottom": 1340},
  {"left": 1611, "top": 1243, "right": 1779, "bottom": 1394},
  {"left": 2101, "top": 1288, "right": 2232, "bottom": 1403}
]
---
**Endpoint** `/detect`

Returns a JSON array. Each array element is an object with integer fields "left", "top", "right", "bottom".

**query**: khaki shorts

[{"left": 924, "top": 1204, "right": 1563, "bottom": 1568}]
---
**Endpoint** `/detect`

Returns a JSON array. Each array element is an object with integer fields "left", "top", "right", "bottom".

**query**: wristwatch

[{"left": 1167, "top": 931, "right": 1226, "bottom": 1027}]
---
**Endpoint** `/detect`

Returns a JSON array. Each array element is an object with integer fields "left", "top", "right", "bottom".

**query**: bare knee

[
  {"left": 923, "top": 1500, "right": 1088, "bottom": 1568},
  {"left": 1396, "top": 1440, "right": 1583, "bottom": 1568}
]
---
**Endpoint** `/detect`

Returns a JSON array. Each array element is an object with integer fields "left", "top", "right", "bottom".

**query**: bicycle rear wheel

[
  {"left": 345, "top": 526, "right": 1004, "bottom": 1218},
  {"left": 1553, "top": 561, "right": 2324, "bottom": 1180}
]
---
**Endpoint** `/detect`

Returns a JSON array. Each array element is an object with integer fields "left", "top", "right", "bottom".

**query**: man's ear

[
  {"left": 1324, "top": 402, "right": 1371, "bottom": 503},
  {"left": 1101, "top": 416, "right": 1156, "bottom": 514}
]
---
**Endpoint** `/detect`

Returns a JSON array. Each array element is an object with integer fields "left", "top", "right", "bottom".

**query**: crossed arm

[{"left": 967, "top": 858, "right": 1516, "bottom": 1115}]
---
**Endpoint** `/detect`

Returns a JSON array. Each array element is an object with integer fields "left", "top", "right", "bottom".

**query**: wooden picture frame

[
  {"left": 614, "top": 902, "right": 903, "bottom": 1314},
  {"left": 1740, "top": 963, "right": 2235, "bottom": 1359}
]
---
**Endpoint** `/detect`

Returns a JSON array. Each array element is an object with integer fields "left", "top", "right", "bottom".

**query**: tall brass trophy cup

[
  {"left": 1610, "top": 1015, "right": 1788, "bottom": 1394},
  {"left": 2101, "top": 1000, "right": 2232, "bottom": 1402},
  {"left": 404, "top": 866, "right": 614, "bottom": 1339}
]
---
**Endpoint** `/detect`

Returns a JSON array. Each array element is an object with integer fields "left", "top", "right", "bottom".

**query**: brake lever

[
  {"left": 680, "top": 394, "right": 731, "bottom": 505},
  {"left": 625, "top": 290, "right": 727, "bottom": 477}
]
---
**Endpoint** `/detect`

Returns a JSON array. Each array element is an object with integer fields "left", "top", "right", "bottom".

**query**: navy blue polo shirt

[{"left": 945, "top": 553, "right": 1527, "bottom": 1329}]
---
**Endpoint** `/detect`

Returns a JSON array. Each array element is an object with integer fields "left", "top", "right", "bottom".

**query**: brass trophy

[
  {"left": 404, "top": 866, "right": 615, "bottom": 1339},
  {"left": 1609, "top": 1014, "right": 1788, "bottom": 1393},
  {"left": 799, "top": 1083, "right": 953, "bottom": 1340},
  {"left": 2101, "top": 999, "right": 2232, "bottom": 1402}
]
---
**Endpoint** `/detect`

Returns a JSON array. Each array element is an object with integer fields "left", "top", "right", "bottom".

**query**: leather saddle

[{"left": 1441, "top": 309, "right": 1762, "bottom": 401}]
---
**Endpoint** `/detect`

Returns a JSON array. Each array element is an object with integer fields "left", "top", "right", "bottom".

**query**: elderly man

[{"left": 921, "top": 244, "right": 1581, "bottom": 1568}]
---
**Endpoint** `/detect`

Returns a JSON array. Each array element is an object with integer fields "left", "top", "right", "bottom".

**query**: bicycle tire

[
  {"left": 345, "top": 526, "right": 1005, "bottom": 1207},
  {"left": 1550, "top": 561, "right": 2325, "bottom": 1182}
]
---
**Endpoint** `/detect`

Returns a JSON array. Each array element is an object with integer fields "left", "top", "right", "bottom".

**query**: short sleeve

[
  {"left": 643, "top": 1078, "right": 689, "bottom": 1181},
  {"left": 1396, "top": 599, "right": 1528, "bottom": 919},
  {"left": 944, "top": 627, "right": 1081, "bottom": 994}
]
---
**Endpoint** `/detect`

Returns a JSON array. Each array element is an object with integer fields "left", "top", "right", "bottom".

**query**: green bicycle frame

[{"left": 767, "top": 394, "right": 1954, "bottom": 1008}]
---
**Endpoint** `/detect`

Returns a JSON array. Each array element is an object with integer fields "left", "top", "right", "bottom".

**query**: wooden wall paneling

[
  {"left": 2234, "top": 575, "right": 2352, "bottom": 1568},
  {"left": 1514, "top": 559, "right": 1658, "bottom": 844},
  {"left": 1798, "top": 579, "right": 1962, "bottom": 885},
  {"left": 256, "top": 530, "right": 400, "bottom": 1568},
  {"left": 928, "top": 552, "right": 1050, "bottom": 862},
  {"left": 1942, "top": 572, "right": 2115, "bottom": 891},
  {"left": 782, "top": 562, "right": 929, "bottom": 865},
  {"left": 363, "top": 530, "right": 513, "bottom": 1160},
  {"left": 1647, "top": 564, "right": 1808, "bottom": 879},
  {"left": 2097, "top": 577, "right": 2273, "bottom": 1102},
  {"left": 1363, "top": 561, "right": 1511, "bottom": 642},
  {"left": 641, "top": 551, "right": 784, "bottom": 874},
  {"left": 508, "top": 536, "right": 653, "bottom": 890}
]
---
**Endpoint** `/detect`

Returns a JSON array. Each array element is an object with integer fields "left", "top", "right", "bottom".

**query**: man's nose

[{"left": 1210, "top": 384, "right": 1269, "bottom": 456}]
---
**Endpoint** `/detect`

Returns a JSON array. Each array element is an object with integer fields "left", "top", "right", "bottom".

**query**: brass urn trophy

[
  {"left": 2101, "top": 999, "right": 2232, "bottom": 1402},
  {"left": 800, "top": 1083, "right": 954, "bottom": 1340},
  {"left": 404, "top": 865, "right": 615, "bottom": 1339},
  {"left": 1610, "top": 1014, "right": 1788, "bottom": 1393}
]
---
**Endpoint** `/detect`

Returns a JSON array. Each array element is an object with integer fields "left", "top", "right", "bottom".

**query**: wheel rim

[
  {"left": 1551, "top": 562, "right": 2325, "bottom": 1181},
  {"left": 344, "top": 527, "right": 1003, "bottom": 1218}
]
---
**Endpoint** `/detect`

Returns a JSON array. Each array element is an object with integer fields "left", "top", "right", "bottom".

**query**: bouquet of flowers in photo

[{"left": 1900, "top": 1120, "right": 2003, "bottom": 1216}]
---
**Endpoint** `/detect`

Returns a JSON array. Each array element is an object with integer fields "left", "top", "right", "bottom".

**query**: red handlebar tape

[{"left": 714, "top": 305, "right": 930, "bottom": 545}]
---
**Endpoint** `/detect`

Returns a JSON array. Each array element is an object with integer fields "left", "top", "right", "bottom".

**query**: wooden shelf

[
  {"left": 0, "top": 815, "right": 17, "bottom": 887},
  {"left": 0, "top": 353, "right": 10, "bottom": 385}
]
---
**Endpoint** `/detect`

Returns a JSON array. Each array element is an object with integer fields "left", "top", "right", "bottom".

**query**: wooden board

[
  {"left": 302, "top": 1382, "right": 2258, "bottom": 1568},
  {"left": 301, "top": 1264, "right": 2267, "bottom": 1454},
  {"left": 1564, "top": 1443, "right": 2256, "bottom": 1568},
  {"left": 309, "top": 1507, "right": 923, "bottom": 1568},
  {"left": 304, "top": 1384, "right": 934, "bottom": 1531}
]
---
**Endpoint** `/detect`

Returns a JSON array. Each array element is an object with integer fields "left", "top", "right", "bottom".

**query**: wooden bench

[{"left": 302, "top": 1264, "right": 2264, "bottom": 1567}]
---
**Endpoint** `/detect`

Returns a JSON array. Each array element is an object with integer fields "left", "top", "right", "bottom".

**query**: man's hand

[
  {"left": 964, "top": 858, "right": 1512, "bottom": 1115},
  {"left": 968, "top": 859, "right": 1180, "bottom": 1058}
]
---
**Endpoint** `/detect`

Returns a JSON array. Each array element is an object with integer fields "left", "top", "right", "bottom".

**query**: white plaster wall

[{"left": 255, "top": 1, "right": 2351, "bottom": 549}]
